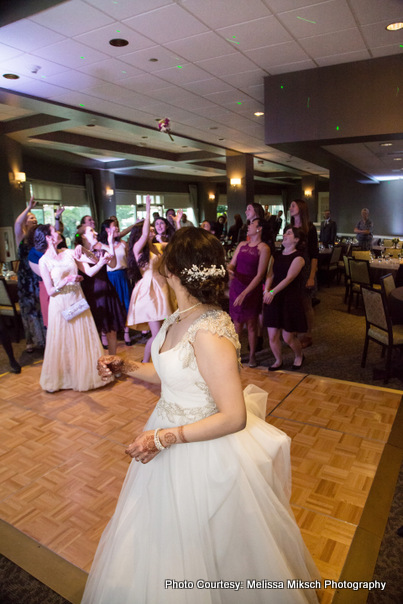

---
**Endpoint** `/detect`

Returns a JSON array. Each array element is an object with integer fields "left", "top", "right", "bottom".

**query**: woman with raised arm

[
  {"left": 82, "top": 227, "right": 319, "bottom": 604},
  {"left": 35, "top": 224, "right": 109, "bottom": 392},
  {"left": 14, "top": 196, "right": 46, "bottom": 352},
  {"left": 126, "top": 195, "right": 173, "bottom": 362},
  {"left": 75, "top": 223, "right": 126, "bottom": 356}
]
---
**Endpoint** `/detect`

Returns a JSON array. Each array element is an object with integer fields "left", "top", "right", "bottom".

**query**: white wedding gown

[{"left": 82, "top": 310, "right": 319, "bottom": 604}]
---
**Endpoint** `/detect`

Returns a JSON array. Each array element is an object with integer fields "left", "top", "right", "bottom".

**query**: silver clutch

[{"left": 62, "top": 298, "right": 90, "bottom": 321}]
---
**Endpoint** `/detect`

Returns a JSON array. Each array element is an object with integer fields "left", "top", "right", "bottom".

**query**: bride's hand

[
  {"left": 125, "top": 430, "right": 160, "bottom": 464},
  {"left": 97, "top": 355, "right": 124, "bottom": 380}
]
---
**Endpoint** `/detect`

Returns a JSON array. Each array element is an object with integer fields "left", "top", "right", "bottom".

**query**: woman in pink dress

[{"left": 127, "top": 195, "right": 173, "bottom": 362}]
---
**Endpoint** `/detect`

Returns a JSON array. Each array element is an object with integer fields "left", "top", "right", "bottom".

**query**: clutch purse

[{"left": 62, "top": 298, "right": 90, "bottom": 321}]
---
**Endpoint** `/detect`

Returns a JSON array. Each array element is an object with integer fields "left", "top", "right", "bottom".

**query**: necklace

[{"left": 175, "top": 302, "right": 202, "bottom": 322}]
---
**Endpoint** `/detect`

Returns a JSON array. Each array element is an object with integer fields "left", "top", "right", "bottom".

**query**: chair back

[
  {"left": 344, "top": 242, "right": 352, "bottom": 257},
  {"left": 385, "top": 248, "right": 401, "bottom": 258},
  {"left": 361, "top": 286, "right": 389, "bottom": 332},
  {"left": 380, "top": 273, "right": 396, "bottom": 299},
  {"left": 352, "top": 250, "right": 371, "bottom": 260},
  {"left": 0, "top": 278, "right": 19, "bottom": 317},
  {"left": 349, "top": 258, "right": 372, "bottom": 286},
  {"left": 329, "top": 246, "right": 342, "bottom": 266},
  {"left": 383, "top": 239, "right": 393, "bottom": 248},
  {"left": 343, "top": 255, "right": 350, "bottom": 278}
]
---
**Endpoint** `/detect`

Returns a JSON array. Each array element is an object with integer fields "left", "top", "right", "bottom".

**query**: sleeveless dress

[
  {"left": 126, "top": 251, "right": 173, "bottom": 331},
  {"left": 17, "top": 240, "right": 46, "bottom": 348},
  {"left": 263, "top": 251, "right": 308, "bottom": 333},
  {"left": 39, "top": 250, "right": 110, "bottom": 392},
  {"left": 82, "top": 310, "right": 319, "bottom": 604},
  {"left": 107, "top": 242, "right": 132, "bottom": 313},
  {"left": 229, "top": 243, "right": 264, "bottom": 322},
  {"left": 79, "top": 250, "right": 126, "bottom": 334}
]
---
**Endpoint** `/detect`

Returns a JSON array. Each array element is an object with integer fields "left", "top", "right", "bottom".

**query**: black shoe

[
  {"left": 10, "top": 360, "right": 21, "bottom": 374},
  {"left": 268, "top": 362, "right": 283, "bottom": 372},
  {"left": 291, "top": 355, "right": 305, "bottom": 371}
]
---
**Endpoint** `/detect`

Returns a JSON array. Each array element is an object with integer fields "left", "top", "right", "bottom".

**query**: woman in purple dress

[{"left": 228, "top": 218, "right": 270, "bottom": 367}]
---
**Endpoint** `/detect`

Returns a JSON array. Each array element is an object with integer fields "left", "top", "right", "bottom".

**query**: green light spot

[
  {"left": 307, "top": 97, "right": 310, "bottom": 108},
  {"left": 281, "top": 85, "right": 284, "bottom": 89},
  {"left": 79, "top": 103, "right": 85, "bottom": 107},
  {"left": 226, "top": 38, "right": 240, "bottom": 45},
  {"left": 400, "top": 44, "right": 403, "bottom": 47},
  {"left": 121, "top": 70, "right": 126, "bottom": 74},
  {"left": 397, "top": 87, "right": 400, "bottom": 96},
  {"left": 237, "top": 101, "right": 242, "bottom": 105},
  {"left": 177, "top": 65, "right": 183, "bottom": 69},
  {"left": 336, "top": 126, "right": 340, "bottom": 131},
  {"left": 297, "top": 16, "right": 317, "bottom": 24},
  {"left": 116, "top": 30, "right": 121, "bottom": 33},
  {"left": 80, "top": 56, "right": 85, "bottom": 59}
]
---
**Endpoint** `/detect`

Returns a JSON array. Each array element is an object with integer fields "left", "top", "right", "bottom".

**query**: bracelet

[{"left": 154, "top": 428, "right": 166, "bottom": 451}]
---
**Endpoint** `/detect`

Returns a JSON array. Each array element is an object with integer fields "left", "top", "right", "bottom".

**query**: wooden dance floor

[{"left": 0, "top": 343, "right": 402, "bottom": 604}]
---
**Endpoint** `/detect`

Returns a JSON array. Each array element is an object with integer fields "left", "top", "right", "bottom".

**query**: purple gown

[{"left": 229, "top": 243, "right": 263, "bottom": 322}]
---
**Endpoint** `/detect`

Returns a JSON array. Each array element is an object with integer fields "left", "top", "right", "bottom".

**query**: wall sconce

[
  {"left": 230, "top": 178, "right": 241, "bottom": 186},
  {"left": 9, "top": 171, "right": 26, "bottom": 188},
  {"left": 304, "top": 188, "right": 312, "bottom": 197},
  {"left": 106, "top": 188, "right": 114, "bottom": 197},
  {"left": 208, "top": 194, "right": 215, "bottom": 200}
]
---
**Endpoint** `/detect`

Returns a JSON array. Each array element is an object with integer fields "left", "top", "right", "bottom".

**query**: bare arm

[
  {"left": 227, "top": 241, "right": 245, "bottom": 276},
  {"left": 76, "top": 253, "right": 110, "bottom": 277},
  {"left": 133, "top": 195, "right": 151, "bottom": 259},
  {"left": 97, "top": 356, "right": 161, "bottom": 385},
  {"left": 307, "top": 257, "right": 317, "bottom": 288},
  {"left": 263, "top": 256, "right": 305, "bottom": 305},
  {"left": 14, "top": 197, "right": 36, "bottom": 246}
]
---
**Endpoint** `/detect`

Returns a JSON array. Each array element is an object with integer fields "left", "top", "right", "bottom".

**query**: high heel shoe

[
  {"left": 124, "top": 335, "right": 133, "bottom": 347},
  {"left": 291, "top": 355, "right": 305, "bottom": 371}
]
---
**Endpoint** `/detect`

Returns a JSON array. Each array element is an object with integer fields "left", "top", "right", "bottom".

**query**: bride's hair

[
  {"left": 34, "top": 224, "right": 51, "bottom": 252},
  {"left": 161, "top": 227, "right": 228, "bottom": 306}
]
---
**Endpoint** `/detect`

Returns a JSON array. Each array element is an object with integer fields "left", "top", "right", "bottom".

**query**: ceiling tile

[
  {"left": 370, "top": 46, "right": 403, "bottom": 59},
  {"left": 220, "top": 69, "right": 266, "bottom": 89},
  {"left": 196, "top": 53, "right": 259, "bottom": 77},
  {"left": 264, "top": 0, "right": 329, "bottom": 11},
  {"left": 80, "top": 82, "right": 151, "bottom": 107},
  {"left": 277, "top": 0, "right": 357, "bottom": 38},
  {"left": 360, "top": 21, "right": 403, "bottom": 48},
  {"left": 152, "top": 63, "right": 213, "bottom": 85},
  {"left": 217, "top": 16, "right": 291, "bottom": 51},
  {"left": 77, "top": 58, "right": 145, "bottom": 83},
  {"left": 34, "top": 39, "right": 111, "bottom": 69},
  {"left": 182, "top": 0, "right": 271, "bottom": 29},
  {"left": 119, "top": 46, "right": 180, "bottom": 71},
  {"left": 265, "top": 59, "right": 317, "bottom": 74},
  {"left": 165, "top": 32, "right": 235, "bottom": 62},
  {"left": 0, "top": 54, "right": 68, "bottom": 79},
  {"left": 299, "top": 28, "right": 367, "bottom": 58},
  {"left": 83, "top": 0, "right": 174, "bottom": 20},
  {"left": 74, "top": 23, "right": 156, "bottom": 56},
  {"left": 119, "top": 73, "right": 173, "bottom": 93},
  {"left": 245, "top": 41, "right": 310, "bottom": 69},
  {"left": 29, "top": 0, "right": 114, "bottom": 36},
  {"left": 123, "top": 5, "right": 208, "bottom": 44},
  {"left": 245, "top": 84, "right": 265, "bottom": 101},
  {"left": 315, "top": 50, "right": 370, "bottom": 67},
  {"left": 180, "top": 78, "right": 233, "bottom": 95},
  {"left": 45, "top": 70, "right": 102, "bottom": 91},
  {"left": 0, "top": 76, "right": 66, "bottom": 98},
  {"left": 0, "top": 20, "right": 64, "bottom": 52},
  {"left": 348, "top": 0, "right": 403, "bottom": 27}
]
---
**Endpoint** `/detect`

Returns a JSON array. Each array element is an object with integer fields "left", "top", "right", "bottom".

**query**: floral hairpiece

[{"left": 181, "top": 264, "right": 226, "bottom": 282}]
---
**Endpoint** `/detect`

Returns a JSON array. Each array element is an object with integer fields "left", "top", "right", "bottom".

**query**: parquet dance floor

[{"left": 0, "top": 343, "right": 401, "bottom": 604}]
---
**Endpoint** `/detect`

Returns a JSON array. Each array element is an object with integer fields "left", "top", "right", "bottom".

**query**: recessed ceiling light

[
  {"left": 3, "top": 73, "right": 19, "bottom": 79},
  {"left": 380, "top": 142, "right": 393, "bottom": 146},
  {"left": 109, "top": 38, "right": 129, "bottom": 47},
  {"left": 149, "top": 58, "right": 158, "bottom": 62},
  {"left": 254, "top": 112, "right": 264, "bottom": 116},
  {"left": 386, "top": 22, "right": 403, "bottom": 31},
  {"left": 218, "top": 138, "right": 225, "bottom": 141}
]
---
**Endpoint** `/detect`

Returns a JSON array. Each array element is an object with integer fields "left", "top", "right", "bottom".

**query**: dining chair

[
  {"left": 352, "top": 250, "right": 371, "bottom": 260},
  {"left": 361, "top": 286, "right": 403, "bottom": 384},
  {"left": 347, "top": 258, "right": 381, "bottom": 312},
  {"left": 383, "top": 239, "right": 393, "bottom": 248},
  {"left": 0, "top": 277, "right": 21, "bottom": 342},
  {"left": 323, "top": 245, "right": 342, "bottom": 286},
  {"left": 380, "top": 273, "right": 396, "bottom": 299},
  {"left": 386, "top": 248, "right": 401, "bottom": 259}
]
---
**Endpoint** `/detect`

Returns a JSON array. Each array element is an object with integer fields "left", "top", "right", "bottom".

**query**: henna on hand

[
  {"left": 121, "top": 359, "right": 140, "bottom": 374},
  {"left": 162, "top": 431, "right": 177, "bottom": 447},
  {"left": 144, "top": 434, "right": 158, "bottom": 453},
  {"left": 178, "top": 425, "right": 188, "bottom": 443}
]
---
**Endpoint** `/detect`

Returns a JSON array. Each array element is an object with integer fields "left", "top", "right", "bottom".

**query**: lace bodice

[
  {"left": 151, "top": 310, "right": 241, "bottom": 425},
  {"left": 39, "top": 250, "right": 78, "bottom": 289}
]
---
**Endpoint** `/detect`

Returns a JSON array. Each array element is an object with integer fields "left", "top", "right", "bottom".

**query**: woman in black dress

[{"left": 263, "top": 227, "right": 307, "bottom": 371}]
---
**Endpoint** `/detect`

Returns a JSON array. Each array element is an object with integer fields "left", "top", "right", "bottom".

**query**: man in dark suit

[
  {"left": 319, "top": 210, "right": 337, "bottom": 247},
  {"left": 268, "top": 210, "right": 283, "bottom": 240}
]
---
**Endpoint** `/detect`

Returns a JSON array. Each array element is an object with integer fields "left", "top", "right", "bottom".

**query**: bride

[{"left": 82, "top": 227, "right": 319, "bottom": 604}]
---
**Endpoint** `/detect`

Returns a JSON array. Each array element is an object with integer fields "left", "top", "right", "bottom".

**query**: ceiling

[{"left": 1, "top": 0, "right": 403, "bottom": 184}]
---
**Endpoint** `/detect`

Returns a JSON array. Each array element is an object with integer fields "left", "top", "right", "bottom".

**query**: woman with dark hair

[
  {"left": 35, "top": 224, "right": 109, "bottom": 392},
  {"left": 75, "top": 224, "right": 126, "bottom": 355},
  {"left": 82, "top": 227, "right": 319, "bottom": 604},
  {"left": 14, "top": 197, "right": 46, "bottom": 352},
  {"left": 153, "top": 216, "right": 175, "bottom": 243},
  {"left": 289, "top": 199, "right": 319, "bottom": 348},
  {"left": 263, "top": 226, "right": 307, "bottom": 371},
  {"left": 228, "top": 217, "right": 270, "bottom": 367},
  {"left": 126, "top": 196, "right": 173, "bottom": 362},
  {"left": 99, "top": 219, "right": 132, "bottom": 346}
]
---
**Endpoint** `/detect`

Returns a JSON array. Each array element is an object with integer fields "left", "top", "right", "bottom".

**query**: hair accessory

[{"left": 181, "top": 264, "right": 226, "bottom": 283}]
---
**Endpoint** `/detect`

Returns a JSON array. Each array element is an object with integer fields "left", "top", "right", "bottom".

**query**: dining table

[
  {"left": 369, "top": 258, "right": 403, "bottom": 285},
  {"left": 389, "top": 287, "right": 403, "bottom": 325}
]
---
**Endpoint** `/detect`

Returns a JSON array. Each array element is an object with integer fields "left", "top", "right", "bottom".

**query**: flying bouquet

[{"left": 158, "top": 117, "right": 174, "bottom": 141}]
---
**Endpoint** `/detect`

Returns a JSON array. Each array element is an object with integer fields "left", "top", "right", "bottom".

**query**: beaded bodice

[{"left": 152, "top": 310, "right": 240, "bottom": 425}]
